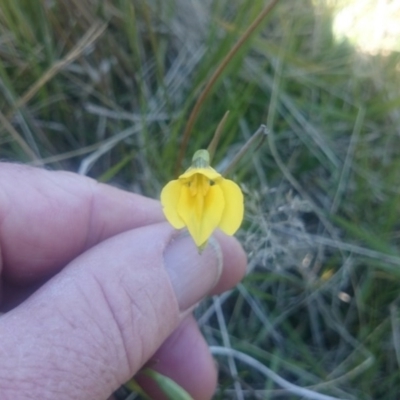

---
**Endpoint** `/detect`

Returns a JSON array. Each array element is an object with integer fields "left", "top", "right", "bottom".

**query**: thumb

[{"left": 0, "top": 222, "right": 223, "bottom": 400}]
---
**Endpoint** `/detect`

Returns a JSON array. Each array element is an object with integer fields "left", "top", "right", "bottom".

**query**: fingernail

[{"left": 164, "top": 234, "right": 222, "bottom": 312}]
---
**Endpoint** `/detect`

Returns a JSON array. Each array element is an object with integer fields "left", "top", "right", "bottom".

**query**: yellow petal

[
  {"left": 218, "top": 179, "right": 244, "bottom": 235},
  {"left": 179, "top": 166, "right": 221, "bottom": 181},
  {"left": 178, "top": 183, "right": 225, "bottom": 247},
  {"left": 160, "top": 180, "right": 185, "bottom": 229}
]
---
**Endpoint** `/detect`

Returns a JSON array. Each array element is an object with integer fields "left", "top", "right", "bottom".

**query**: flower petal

[
  {"left": 179, "top": 166, "right": 221, "bottom": 181},
  {"left": 178, "top": 184, "right": 225, "bottom": 247},
  {"left": 160, "top": 179, "right": 185, "bottom": 229},
  {"left": 218, "top": 179, "right": 244, "bottom": 235}
]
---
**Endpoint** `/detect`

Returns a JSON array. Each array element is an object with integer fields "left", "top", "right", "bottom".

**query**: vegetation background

[{"left": 1, "top": 0, "right": 400, "bottom": 399}]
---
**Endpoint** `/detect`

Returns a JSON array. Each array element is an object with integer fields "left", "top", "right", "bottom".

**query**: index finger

[{"left": 0, "top": 163, "right": 164, "bottom": 283}]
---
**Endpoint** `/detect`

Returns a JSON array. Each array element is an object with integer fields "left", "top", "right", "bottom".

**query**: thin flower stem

[
  {"left": 174, "top": 0, "right": 281, "bottom": 175},
  {"left": 222, "top": 124, "right": 268, "bottom": 177},
  {"left": 207, "top": 110, "right": 230, "bottom": 162}
]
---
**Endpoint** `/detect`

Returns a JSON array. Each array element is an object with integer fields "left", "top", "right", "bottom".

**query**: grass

[{"left": 1, "top": 0, "right": 400, "bottom": 398}]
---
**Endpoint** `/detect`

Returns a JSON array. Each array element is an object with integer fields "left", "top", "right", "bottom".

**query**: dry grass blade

[
  {"left": 213, "top": 296, "right": 244, "bottom": 400},
  {"left": 175, "top": 0, "right": 281, "bottom": 174},
  {"left": 207, "top": 110, "right": 230, "bottom": 161},
  {"left": 390, "top": 303, "right": 400, "bottom": 369},
  {"left": 222, "top": 124, "right": 267, "bottom": 176},
  {"left": 272, "top": 225, "right": 400, "bottom": 267},
  {"left": 0, "top": 110, "right": 39, "bottom": 162},
  {"left": 78, "top": 125, "right": 141, "bottom": 175},
  {"left": 331, "top": 106, "right": 365, "bottom": 214},
  {"left": 10, "top": 22, "right": 107, "bottom": 114},
  {"left": 29, "top": 143, "right": 103, "bottom": 167},
  {"left": 211, "top": 347, "right": 345, "bottom": 400}
]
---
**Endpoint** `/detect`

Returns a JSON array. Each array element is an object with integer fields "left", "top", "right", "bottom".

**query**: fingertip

[{"left": 211, "top": 231, "right": 247, "bottom": 294}]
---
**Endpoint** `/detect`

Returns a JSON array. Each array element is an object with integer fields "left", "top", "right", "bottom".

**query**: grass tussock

[{"left": 1, "top": 0, "right": 400, "bottom": 398}]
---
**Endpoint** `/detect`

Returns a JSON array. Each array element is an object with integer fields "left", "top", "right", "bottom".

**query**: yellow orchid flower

[{"left": 161, "top": 149, "right": 244, "bottom": 248}]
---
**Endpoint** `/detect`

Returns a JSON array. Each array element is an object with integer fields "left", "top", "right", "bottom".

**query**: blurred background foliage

[{"left": 1, "top": 0, "right": 400, "bottom": 399}]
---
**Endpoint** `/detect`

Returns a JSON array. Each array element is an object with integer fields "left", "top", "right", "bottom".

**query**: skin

[{"left": 0, "top": 163, "right": 247, "bottom": 400}]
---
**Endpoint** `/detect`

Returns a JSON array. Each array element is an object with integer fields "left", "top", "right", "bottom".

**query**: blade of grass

[{"left": 175, "top": 0, "right": 281, "bottom": 174}]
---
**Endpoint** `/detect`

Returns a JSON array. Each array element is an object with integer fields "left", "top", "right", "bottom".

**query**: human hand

[{"left": 0, "top": 163, "right": 246, "bottom": 400}]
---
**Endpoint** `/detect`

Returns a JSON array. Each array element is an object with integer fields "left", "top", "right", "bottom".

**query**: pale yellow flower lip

[
  {"left": 161, "top": 151, "right": 244, "bottom": 249},
  {"left": 179, "top": 166, "right": 221, "bottom": 181}
]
